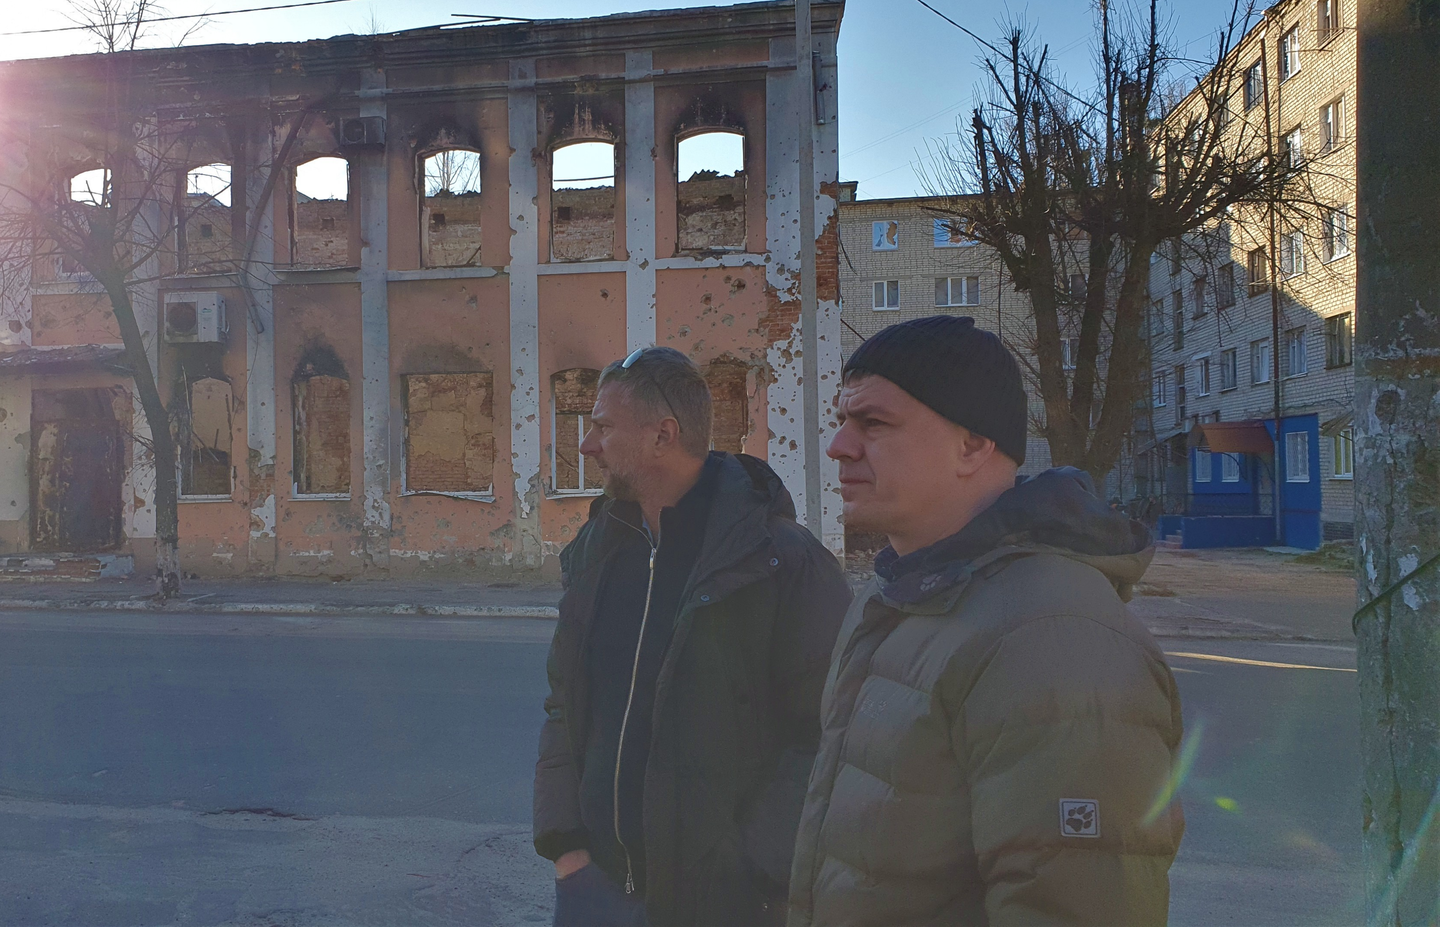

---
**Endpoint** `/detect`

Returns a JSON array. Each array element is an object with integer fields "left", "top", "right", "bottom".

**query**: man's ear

[
  {"left": 954, "top": 426, "right": 997, "bottom": 477},
  {"left": 653, "top": 416, "right": 682, "bottom": 454}
]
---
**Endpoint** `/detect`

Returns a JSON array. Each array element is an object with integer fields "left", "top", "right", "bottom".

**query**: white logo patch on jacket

[{"left": 1059, "top": 799, "right": 1100, "bottom": 837}]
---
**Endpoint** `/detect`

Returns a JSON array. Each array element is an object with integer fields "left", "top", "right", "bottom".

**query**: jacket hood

[
  {"left": 874, "top": 467, "right": 1152, "bottom": 604},
  {"left": 564, "top": 452, "right": 796, "bottom": 582}
]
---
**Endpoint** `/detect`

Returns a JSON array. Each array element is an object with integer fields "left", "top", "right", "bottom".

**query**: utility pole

[{"left": 1355, "top": 0, "right": 1440, "bottom": 923}]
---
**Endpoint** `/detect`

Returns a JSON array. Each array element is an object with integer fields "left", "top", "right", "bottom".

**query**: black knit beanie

[{"left": 844, "top": 315, "right": 1028, "bottom": 465}]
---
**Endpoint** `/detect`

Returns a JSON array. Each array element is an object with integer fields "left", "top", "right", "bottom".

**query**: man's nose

[
  {"left": 579, "top": 426, "right": 599, "bottom": 456},
  {"left": 827, "top": 420, "right": 858, "bottom": 461}
]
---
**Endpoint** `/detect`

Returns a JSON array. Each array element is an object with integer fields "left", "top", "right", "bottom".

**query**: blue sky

[{"left": 0, "top": 0, "right": 1253, "bottom": 199}]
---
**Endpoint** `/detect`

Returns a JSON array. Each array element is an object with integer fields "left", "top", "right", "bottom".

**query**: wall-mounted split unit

[
  {"left": 338, "top": 116, "right": 385, "bottom": 149},
  {"left": 164, "top": 292, "right": 227, "bottom": 344}
]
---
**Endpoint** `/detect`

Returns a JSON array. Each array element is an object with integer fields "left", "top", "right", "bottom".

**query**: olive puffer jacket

[
  {"left": 789, "top": 469, "right": 1185, "bottom": 927},
  {"left": 535, "top": 452, "right": 852, "bottom": 927}
]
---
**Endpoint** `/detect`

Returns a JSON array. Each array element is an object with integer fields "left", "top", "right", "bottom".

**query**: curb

[{"left": 0, "top": 598, "right": 560, "bottom": 619}]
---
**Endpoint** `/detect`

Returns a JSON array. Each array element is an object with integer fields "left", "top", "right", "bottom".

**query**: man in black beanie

[{"left": 788, "top": 316, "right": 1185, "bottom": 926}]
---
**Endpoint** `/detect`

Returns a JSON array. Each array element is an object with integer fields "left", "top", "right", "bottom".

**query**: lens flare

[{"left": 1144, "top": 719, "right": 1204, "bottom": 825}]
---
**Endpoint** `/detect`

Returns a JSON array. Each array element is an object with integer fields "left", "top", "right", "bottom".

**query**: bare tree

[
  {"left": 920, "top": 0, "right": 1326, "bottom": 484},
  {"left": 0, "top": 0, "right": 218, "bottom": 598}
]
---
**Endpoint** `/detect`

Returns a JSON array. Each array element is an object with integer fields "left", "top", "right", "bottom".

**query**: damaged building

[{"left": 0, "top": 1, "right": 844, "bottom": 577}]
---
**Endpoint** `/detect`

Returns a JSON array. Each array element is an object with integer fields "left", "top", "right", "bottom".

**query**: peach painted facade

[{"left": 0, "top": 1, "right": 844, "bottom": 577}]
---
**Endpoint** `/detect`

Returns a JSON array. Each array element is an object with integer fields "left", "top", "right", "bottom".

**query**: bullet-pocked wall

[{"left": 0, "top": 1, "right": 845, "bottom": 577}]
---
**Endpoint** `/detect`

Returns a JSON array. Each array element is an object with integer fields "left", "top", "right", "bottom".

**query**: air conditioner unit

[
  {"left": 338, "top": 116, "right": 385, "bottom": 148},
  {"left": 164, "top": 292, "right": 227, "bottom": 344}
]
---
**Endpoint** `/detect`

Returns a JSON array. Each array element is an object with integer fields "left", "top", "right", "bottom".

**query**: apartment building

[
  {"left": 0, "top": 1, "right": 845, "bottom": 577},
  {"left": 836, "top": 185, "right": 1057, "bottom": 476},
  {"left": 1142, "top": 0, "right": 1355, "bottom": 549}
]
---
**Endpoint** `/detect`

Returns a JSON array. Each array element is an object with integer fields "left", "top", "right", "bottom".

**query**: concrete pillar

[
  {"left": 0, "top": 138, "right": 34, "bottom": 552},
  {"left": 245, "top": 119, "right": 278, "bottom": 569},
  {"left": 507, "top": 59, "right": 544, "bottom": 569},
  {"left": 357, "top": 68, "right": 391, "bottom": 570},
  {"left": 764, "top": 33, "right": 843, "bottom": 556},
  {"left": 810, "top": 34, "right": 844, "bottom": 558},
  {"left": 624, "top": 50, "right": 658, "bottom": 352},
  {"left": 1354, "top": 0, "right": 1440, "bottom": 921},
  {"left": 765, "top": 36, "right": 807, "bottom": 521}
]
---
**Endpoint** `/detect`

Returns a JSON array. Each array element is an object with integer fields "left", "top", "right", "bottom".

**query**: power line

[{"left": 0, "top": 0, "right": 360, "bottom": 38}]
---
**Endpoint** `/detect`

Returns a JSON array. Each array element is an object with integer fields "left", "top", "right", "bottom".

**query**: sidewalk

[
  {"left": 0, "top": 546, "right": 1356, "bottom": 641},
  {"left": 1129, "top": 546, "right": 1356, "bottom": 642},
  {"left": 0, "top": 575, "right": 563, "bottom": 619}
]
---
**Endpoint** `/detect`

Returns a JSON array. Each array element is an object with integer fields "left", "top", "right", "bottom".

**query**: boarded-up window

[
  {"left": 706, "top": 363, "right": 749, "bottom": 454},
  {"left": 677, "top": 132, "right": 746, "bottom": 251},
  {"left": 551, "top": 142, "right": 615, "bottom": 262},
  {"left": 422, "top": 150, "right": 483, "bottom": 267},
  {"left": 404, "top": 373, "right": 495, "bottom": 493},
  {"left": 552, "top": 368, "right": 603, "bottom": 492},
  {"left": 182, "top": 377, "right": 232, "bottom": 496},
  {"left": 292, "top": 157, "right": 350, "bottom": 267},
  {"left": 293, "top": 374, "right": 350, "bottom": 495}
]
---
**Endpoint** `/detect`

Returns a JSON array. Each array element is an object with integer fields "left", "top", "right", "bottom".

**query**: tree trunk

[
  {"left": 1355, "top": 0, "right": 1440, "bottom": 921},
  {"left": 101, "top": 274, "right": 180, "bottom": 600}
]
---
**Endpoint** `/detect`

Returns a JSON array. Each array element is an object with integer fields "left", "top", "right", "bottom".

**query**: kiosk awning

[{"left": 1194, "top": 421, "right": 1274, "bottom": 455}]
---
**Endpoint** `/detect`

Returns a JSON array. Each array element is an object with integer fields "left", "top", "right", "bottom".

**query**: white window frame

[
  {"left": 1332, "top": 426, "right": 1354, "bottom": 480},
  {"left": 1153, "top": 372, "right": 1169, "bottom": 407},
  {"left": 1286, "top": 430, "right": 1311, "bottom": 482},
  {"left": 1281, "top": 26, "right": 1301, "bottom": 81},
  {"left": 933, "top": 218, "right": 976, "bottom": 248},
  {"left": 1323, "top": 206, "right": 1350, "bottom": 261},
  {"left": 873, "top": 279, "right": 900, "bottom": 310},
  {"left": 1320, "top": 98, "right": 1343, "bottom": 153},
  {"left": 1220, "top": 348, "right": 1239, "bottom": 391},
  {"left": 1195, "top": 448, "right": 1213, "bottom": 483},
  {"left": 1281, "top": 228, "right": 1306, "bottom": 277},
  {"left": 1195, "top": 354, "right": 1213, "bottom": 396},
  {"left": 1221, "top": 452, "right": 1242, "bottom": 483},
  {"left": 1251, "top": 338, "right": 1273, "bottom": 384},
  {"left": 1284, "top": 326, "right": 1308, "bottom": 378},
  {"left": 935, "top": 275, "right": 980, "bottom": 307},
  {"left": 550, "top": 401, "right": 600, "bottom": 496},
  {"left": 872, "top": 220, "right": 899, "bottom": 251}
]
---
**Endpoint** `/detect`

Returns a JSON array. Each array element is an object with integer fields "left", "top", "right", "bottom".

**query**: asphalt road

[{"left": 0, "top": 610, "right": 1361, "bottom": 926}]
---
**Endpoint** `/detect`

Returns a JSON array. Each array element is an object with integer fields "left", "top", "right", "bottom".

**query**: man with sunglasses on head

[{"left": 534, "top": 346, "right": 851, "bottom": 927}]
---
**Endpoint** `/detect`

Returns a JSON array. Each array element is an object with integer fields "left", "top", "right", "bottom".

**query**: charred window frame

[
  {"left": 290, "top": 156, "right": 352, "bottom": 268},
  {"left": 550, "top": 141, "right": 617, "bottom": 263},
  {"left": 420, "top": 149, "right": 483, "bottom": 268},
  {"left": 675, "top": 130, "right": 747, "bottom": 252}
]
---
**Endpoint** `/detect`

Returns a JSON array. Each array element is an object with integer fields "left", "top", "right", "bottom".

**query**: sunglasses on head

[{"left": 620, "top": 347, "right": 682, "bottom": 431}]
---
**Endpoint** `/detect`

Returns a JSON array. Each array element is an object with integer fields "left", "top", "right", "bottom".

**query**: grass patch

[{"left": 1290, "top": 541, "right": 1354, "bottom": 572}]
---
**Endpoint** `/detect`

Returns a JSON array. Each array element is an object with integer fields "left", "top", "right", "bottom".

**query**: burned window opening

[
  {"left": 705, "top": 363, "right": 749, "bottom": 454},
  {"left": 292, "top": 346, "right": 350, "bottom": 496},
  {"left": 551, "top": 368, "right": 603, "bottom": 493},
  {"left": 179, "top": 163, "right": 233, "bottom": 274},
  {"left": 551, "top": 142, "right": 615, "bottom": 262},
  {"left": 69, "top": 168, "right": 110, "bottom": 207},
  {"left": 421, "top": 149, "right": 483, "bottom": 268},
  {"left": 181, "top": 376, "right": 233, "bottom": 497},
  {"left": 404, "top": 372, "right": 495, "bottom": 494},
  {"left": 292, "top": 157, "right": 350, "bottom": 268},
  {"left": 677, "top": 131, "right": 746, "bottom": 251},
  {"left": 30, "top": 388, "right": 126, "bottom": 553}
]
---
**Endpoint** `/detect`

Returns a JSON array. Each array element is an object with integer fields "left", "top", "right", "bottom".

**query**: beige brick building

[
  {"left": 836, "top": 184, "right": 1056, "bottom": 478},
  {"left": 1142, "top": 0, "right": 1356, "bottom": 548}
]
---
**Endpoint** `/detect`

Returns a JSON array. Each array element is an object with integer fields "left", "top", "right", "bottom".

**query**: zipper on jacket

[{"left": 611, "top": 515, "right": 658, "bottom": 896}]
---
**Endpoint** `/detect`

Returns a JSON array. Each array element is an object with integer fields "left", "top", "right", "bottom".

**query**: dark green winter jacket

[
  {"left": 789, "top": 468, "right": 1185, "bottom": 927},
  {"left": 534, "top": 452, "right": 852, "bottom": 926}
]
